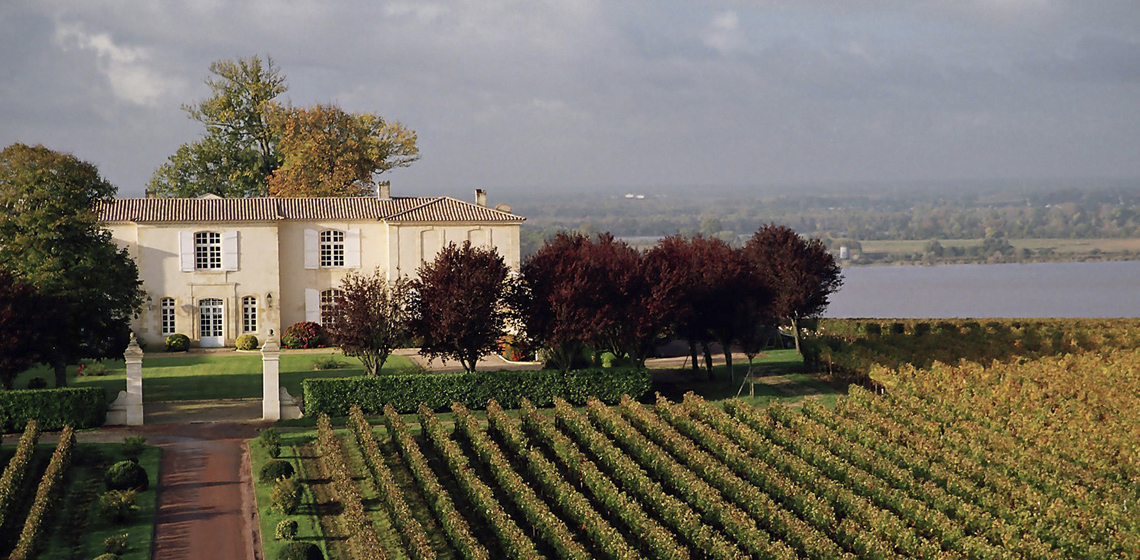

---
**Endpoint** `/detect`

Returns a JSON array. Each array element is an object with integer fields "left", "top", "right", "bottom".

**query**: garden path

[{"left": 79, "top": 419, "right": 269, "bottom": 560}]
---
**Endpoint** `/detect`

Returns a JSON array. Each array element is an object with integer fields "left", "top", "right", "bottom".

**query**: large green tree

[
  {"left": 151, "top": 55, "right": 419, "bottom": 198},
  {"left": 268, "top": 104, "right": 419, "bottom": 197},
  {"left": 0, "top": 144, "right": 145, "bottom": 387},
  {"left": 150, "top": 54, "right": 286, "bottom": 198},
  {"left": 0, "top": 270, "right": 45, "bottom": 389}
]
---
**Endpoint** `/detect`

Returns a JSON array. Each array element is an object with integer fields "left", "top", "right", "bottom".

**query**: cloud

[
  {"left": 52, "top": 21, "right": 180, "bottom": 105},
  {"left": 702, "top": 10, "right": 750, "bottom": 55}
]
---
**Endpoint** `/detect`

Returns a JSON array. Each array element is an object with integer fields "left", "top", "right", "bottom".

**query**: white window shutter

[
  {"left": 345, "top": 229, "right": 361, "bottom": 268},
  {"left": 222, "top": 231, "right": 239, "bottom": 271},
  {"left": 179, "top": 232, "right": 195, "bottom": 272},
  {"left": 305, "top": 289, "right": 320, "bottom": 322},
  {"left": 304, "top": 229, "right": 318, "bottom": 269}
]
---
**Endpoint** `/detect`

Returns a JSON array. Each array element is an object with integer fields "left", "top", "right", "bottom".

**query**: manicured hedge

[
  {"left": 0, "top": 387, "right": 107, "bottom": 432},
  {"left": 302, "top": 368, "right": 651, "bottom": 416}
]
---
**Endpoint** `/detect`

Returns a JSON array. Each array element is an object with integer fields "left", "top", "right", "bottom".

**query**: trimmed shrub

[
  {"left": 165, "top": 333, "right": 190, "bottom": 352},
  {"left": 277, "top": 541, "right": 322, "bottom": 560},
  {"left": 78, "top": 361, "right": 111, "bottom": 377},
  {"left": 303, "top": 367, "right": 652, "bottom": 416},
  {"left": 0, "top": 387, "right": 106, "bottom": 433},
  {"left": 104, "top": 533, "right": 130, "bottom": 554},
  {"left": 311, "top": 356, "right": 343, "bottom": 370},
  {"left": 260, "top": 459, "right": 295, "bottom": 483},
  {"left": 267, "top": 443, "right": 281, "bottom": 458},
  {"left": 281, "top": 322, "right": 326, "bottom": 349},
  {"left": 271, "top": 476, "right": 301, "bottom": 514},
  {"left": 275, "top": 519, "right": 299, "bottom": 541},
  {"left": 258, "top": 427, "right": 281, "bottom": 447},
  {"left": 98, "top": 490, "right": 139, "bottom": 524},
  {"left": 94, "top": 554, "right": 119, "bottom": 560},
  {"left": 121, "top": 436, "right": 146, "bottom": 462},
  {"left": 236, "top": 334, "right": 259, "bottom": 351},
  {"left": 26, "top": 377, "right": 48, "bottom": 390},
  {"left": 105, "top": 460, "right": 149, "bottom": 491}
]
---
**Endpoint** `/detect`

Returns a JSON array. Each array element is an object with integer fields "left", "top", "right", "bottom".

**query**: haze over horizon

[{"left": 2, "top": 1, "right": 1139, "bottom": 198}]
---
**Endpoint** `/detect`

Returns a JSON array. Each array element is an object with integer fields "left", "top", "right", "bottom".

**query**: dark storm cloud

[{"left": 1, "top": 0, "right": 1138, "bottom": 196}]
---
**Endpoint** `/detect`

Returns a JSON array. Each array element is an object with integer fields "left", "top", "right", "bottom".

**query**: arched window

[
  {"left": 320, "top": 230, "right": 345, "bottom": 267},
  {"left": 320, "top": 289, "right": 343, "bottom": 326},
  {"left": 194, "top": 231, "right": 222, "bottom": 270},
  {"left": 160, "top": 297, "right": 175, "bottom": 335},
  {"left": 242, "top": 296, "right": 258, "bottom": 333}
]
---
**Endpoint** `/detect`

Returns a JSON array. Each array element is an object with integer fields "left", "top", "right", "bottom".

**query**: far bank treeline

[{"left": 319, "top": 225, "right": 841, "bottom": 379}]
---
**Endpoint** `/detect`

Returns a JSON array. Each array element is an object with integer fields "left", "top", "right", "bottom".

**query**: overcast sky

[{"left": 2, "top": 1, "right": 1139, "bottom": 198}]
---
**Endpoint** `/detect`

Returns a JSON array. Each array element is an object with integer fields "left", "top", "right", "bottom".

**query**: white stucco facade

[{"left": 100, "top": 194, "right": 523, "bottom": 349}]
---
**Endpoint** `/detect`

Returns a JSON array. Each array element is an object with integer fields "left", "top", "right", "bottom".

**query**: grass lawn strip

[{"left": 251, "top": 432, "right": 330, "bottom": 560}]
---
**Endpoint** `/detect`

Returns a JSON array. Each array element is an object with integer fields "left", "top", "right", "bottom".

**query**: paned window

[
  {"left": 242, "top": 296, "right": 257, "bottom": 333},
  {"left": 320, "top": 289, "right": 343, "bottom": 327},
  {"left": 320, "top": 230, "right": 345, "bottom": 267},
  {"left": 160, "top": 298, "right": 175, "bottom": 335},
  {"left": 195, "top": 231, "right": 222, "bottom": 270}
]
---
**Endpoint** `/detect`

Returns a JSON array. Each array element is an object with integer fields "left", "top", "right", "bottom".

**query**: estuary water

[{"left": 825, "top": 260, "right": 1140, "bottom": 318}]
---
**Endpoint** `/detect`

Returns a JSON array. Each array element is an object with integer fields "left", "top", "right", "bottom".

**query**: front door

[{"left": 199, "top": 298, "right": 224, "bottom": 348}]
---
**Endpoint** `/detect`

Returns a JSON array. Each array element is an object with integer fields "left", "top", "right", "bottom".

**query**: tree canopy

[
  {"left": 412, "top": 242, "right": 514, "bottom": 373},
  {"left": 0, "top": 143, "right": 145, "bottom": 386},
  {"left": 326, "top": 270, "right": 413, "bottom": 375},
  {"left": 743, "top": 223, "right": 843, "bottom": 353},
  {"left": 150, "top": 54, "right": 418, "bottom": 198},
  {"left": 267, "top": 105, "right": 418, "bottom": 197}
]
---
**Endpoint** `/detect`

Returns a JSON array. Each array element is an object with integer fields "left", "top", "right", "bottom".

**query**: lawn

[{"left": 13, "top": 351, "right": 416, "bottom": 402}]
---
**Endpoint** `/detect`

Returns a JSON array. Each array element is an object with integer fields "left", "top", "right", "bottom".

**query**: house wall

[
  {"left": 107, "top": 222, "right": 282, "bottom": 349},
  {"left": 106, "top": 218, "right": 521, "bottom": 349}
]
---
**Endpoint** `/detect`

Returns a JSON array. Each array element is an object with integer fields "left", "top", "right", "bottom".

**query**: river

[{"left": 825, "top": 260, "right": 1140, "bottom": 318}]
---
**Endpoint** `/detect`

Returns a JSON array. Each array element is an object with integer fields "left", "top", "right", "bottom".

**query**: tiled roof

[{"left": 98, "top": 196, "right": 524, "bottom": 224}]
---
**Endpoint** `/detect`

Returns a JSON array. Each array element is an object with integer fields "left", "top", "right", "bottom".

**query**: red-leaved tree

[
  {"left": 326, "top": 269, "right": 413, "bottom": 375},
  {"left": 520, "top": 233, "right": 662, "bottom": 371},
  {"left": 412, "top": 242, "right": 514, "bottom": 373},
  {"left": 743, "top": 224, "right": 843, "bottom": 355}
]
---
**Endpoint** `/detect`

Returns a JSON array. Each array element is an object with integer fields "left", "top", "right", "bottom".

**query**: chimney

[
  {"left": 377, "top": 181, "right": 391, "bottom": 200},
  {"left": 144, "top": 188, "right": 156, "bottom": 199},
  {"left": 475, "top": 189, "right": 487, "bottom": 207}
]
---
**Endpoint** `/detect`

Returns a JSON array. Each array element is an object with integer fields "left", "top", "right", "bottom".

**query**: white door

[{"left": 199, "top": 298, "right": 224, "bottom": 348}]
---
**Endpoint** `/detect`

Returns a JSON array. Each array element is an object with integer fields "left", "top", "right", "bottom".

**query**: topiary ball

[
  {"left": 275, "top": 518, "right": 299, "bottom": 541},
  {"left": 236, "top": 334, "right": 259, "bottom": 351},
  {"left": 277, "top": 541, "right": 322, "bottom": 560},
  {"left": 105, "top": 460, "right": 149, "bottom": 491},
  {"left": 165, "top": 333, "right": 190, "bottom": 352},
  {"left": 259, "top": 459, "right": 295, "bottom": 483}
]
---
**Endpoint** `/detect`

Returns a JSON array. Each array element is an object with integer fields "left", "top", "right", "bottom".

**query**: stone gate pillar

[
  {"left": 123, "top": 333, "right": 144, "bottom": 426},
  {"left": 262, "top": 330, "right": 281, "bottom": 421}
]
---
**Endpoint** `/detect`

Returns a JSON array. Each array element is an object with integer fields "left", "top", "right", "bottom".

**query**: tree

[
  {"left": 743, "top": 224, "right": 843, "bottom": 355},
  {"left": 267, "top": 105, "right": 419, "bottom": 197},
  {"left": 412, "top": 242, "right": 514, "bottom": 373},
  {"left": 151, "top": 55, "right": 420, "bottom": 199},
  {"left": 520, "top": 233, "right": 660, "bottom": 372},
  {"left": 0, "top": 144, "right": 145, "bottom": 387},
  {"left": 645, "top": 235, "right": 762, "bottom": 380},
  {"left": 150, "top": 54, "right": 286, "bottom": 198},
  {"left": 325, "top": 270, "right": 413, "bottom": 375},
  {"left": 0, "top": 270, "right": 44, "bottom": 389}
]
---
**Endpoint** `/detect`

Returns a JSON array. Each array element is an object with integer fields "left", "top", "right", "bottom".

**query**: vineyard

[
  {"left": 0, "top": 421, "right": 158, "bottom": 560},
  {"left": 267, "top": 344, "right": 1140, "bottom": 559}
]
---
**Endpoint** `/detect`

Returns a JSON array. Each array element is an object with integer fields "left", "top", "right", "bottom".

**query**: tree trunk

[
  {"left": 688, "top": 339, "right": 699, "bottom": 372},
  {"left": 53, "top": 358, "right": 68, "bottom": 388},
  {"left": 720, "top": 339, "right": 734, "bottom": 384},
  {"left": 701, "top": 342, "right": 714, "bottom": 381},
  {"left": 791, "top": 314, "right": 802, "bottom": 355}
]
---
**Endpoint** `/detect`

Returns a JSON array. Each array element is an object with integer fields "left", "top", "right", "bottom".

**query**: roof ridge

[{"left": 382, "top": 196, "right": 445, "bottom": 220}]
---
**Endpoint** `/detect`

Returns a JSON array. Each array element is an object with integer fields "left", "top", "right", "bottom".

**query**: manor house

[{"left": 99, "top": 187, "right": 524, "bottom": 349}]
